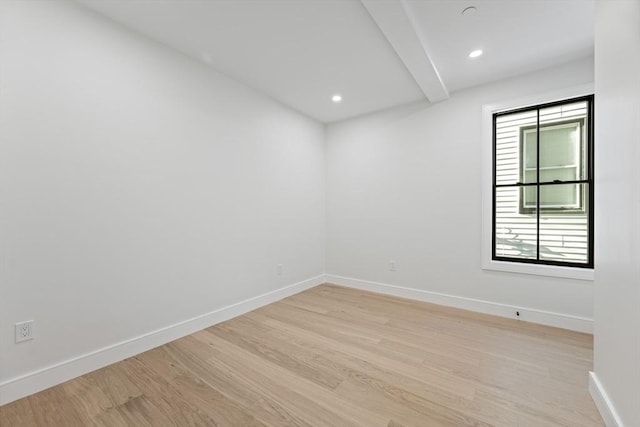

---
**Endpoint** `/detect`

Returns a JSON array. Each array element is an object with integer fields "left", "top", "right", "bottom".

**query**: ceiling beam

[{"left": 361, "top": 0, "right": 449, "bottom": 103}]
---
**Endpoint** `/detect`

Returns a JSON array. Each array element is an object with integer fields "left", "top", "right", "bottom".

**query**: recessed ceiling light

[
  {"left": 469, "top": 49, "right": 483, "bottom": 58},
  {"left": 462, "top": 6, "right": 477, "bottom": 16},
  {"left": 332, "top": 94, "right": 342, "bottom": 103}
]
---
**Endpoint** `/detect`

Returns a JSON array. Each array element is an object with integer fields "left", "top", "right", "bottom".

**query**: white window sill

[{"left": 482, "top": 260, "right": 593, "bottom": 281}]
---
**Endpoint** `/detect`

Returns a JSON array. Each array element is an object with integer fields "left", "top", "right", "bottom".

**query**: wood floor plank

[
  {"left": 165, "top": 336, "right": 316, "bottom": 427},
  {"left": 334, "top": 377, "right": 493, "bottom": 427},
  {"left": 192, "top": 330, "right": 386, "bottom": 427},
  {"left": 0, "top": 396, "right": 39, "bottom": 427},
  {"left": 244, "top": 312, "right": 516, "bottom": 426},
  {"left": 60, "top": 375, "right": 117, "bottom": 425},
  {"left": 118, "top": 356, "right": 219, "bottom": 426},
  {"left": 113, "top": 395, "right": 169, "bottom": 427},
  {"left": 249, "top": 306, "right": 479, "bottom": 400},
  {"left": 207, "top": 319, "right": 344, "bottom": 390},
  {"left": 27, "top": 385, "right": 86, "bottom": 427},
  {"left": 139, "top": 346, "right": 267, "bottom": 427},
  {"left": 86, "top": 362, "right": 144, "bottom": 404},
  {"left": 0, "top": 284, "right": 603, "bottom": 426}
]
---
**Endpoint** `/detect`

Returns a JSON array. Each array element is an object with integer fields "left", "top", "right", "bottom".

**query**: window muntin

[{"left": 492, "top": 96, "right": 593, "bottom": 268}]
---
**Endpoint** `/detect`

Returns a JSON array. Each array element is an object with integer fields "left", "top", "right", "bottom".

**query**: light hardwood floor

[{"left": 0, "top": 284, "right": 603, "bottom": 426}]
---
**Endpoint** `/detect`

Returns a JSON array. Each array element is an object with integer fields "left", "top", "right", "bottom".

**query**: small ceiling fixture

[
  {"left": 332, "top": 94, "right": 342, "bottom": 103},
  {"left": 469, "top": 49, "right": 483, "bottom": 58},
  {"left": 462, "top": 6, "right": 477, "bottom": 16}
]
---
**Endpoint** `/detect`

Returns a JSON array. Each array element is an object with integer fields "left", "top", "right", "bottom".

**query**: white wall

[
  {"left": 326, "top": 58, "right": 595, "bottom": 326},
  {"left": 592, "top": 0, "right": 640, "bottom": 425},
  {"left": 0, "top": 0, "right": 324, "bottom": 398}
]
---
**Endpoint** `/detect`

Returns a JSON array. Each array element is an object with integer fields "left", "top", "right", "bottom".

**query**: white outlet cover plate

[{"left": 15, "top": 320, "right": 34, "bottom": 343}]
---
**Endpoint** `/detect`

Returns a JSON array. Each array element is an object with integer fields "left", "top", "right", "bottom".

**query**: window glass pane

[
  {"left": 495, "top": 187, "right": 537, "bottom": 259},
  {"left": 539, "top": 101, "right": 588, "bottom": 181},
  {"left": 521, "top": 127, "right": 538, "bottom": 183},
  {"left": 539, "top": 184, "right": 589, "bottom": 263},
  {"left": 522, "top": 185, "right": 536, "bottom": 210},
  {"left": 539, "top": 100, "right": 588, "bottom": 124},
  {"left": 540, "top": 183, "right": 580, "bottom": 209},
  {"left": 495, "top": 110, "right": 537, "bottom": 185},
  {"left": 540, "top": 167, "right": 576, "bottom": 182},
  {"left": 539, "top": 124, "right": 578, "bottom": 168}
]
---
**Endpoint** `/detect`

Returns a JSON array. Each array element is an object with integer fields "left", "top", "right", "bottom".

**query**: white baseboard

[
  {"left": 326, "top": 275, "right": 593, "bottom": 333},
  {"left": 0, "top": 275, "right": 325, "bottom": 406},
  {"left": 589, "top": 371, "right": 624, "bottom": 427}
]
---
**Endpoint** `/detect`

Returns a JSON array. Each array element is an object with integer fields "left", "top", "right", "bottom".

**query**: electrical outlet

[
  {"left": 389, "top": 260, "right": 396, "bottom": 271},
  {"left": 15, "top": 320, "right": 34, "bottom": 343},
  {"left": 276, "top": 264, "right": 283, "bottom": 276}
]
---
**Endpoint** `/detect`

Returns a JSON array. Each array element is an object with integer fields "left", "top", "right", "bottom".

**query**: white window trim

[{"left": 481, "top": 84, "right": 594, "bottom": 281}]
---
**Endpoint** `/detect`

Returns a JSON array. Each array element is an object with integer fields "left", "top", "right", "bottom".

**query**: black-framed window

[{"left": 492, "top": 95, "right": 594, "bottom": 268}]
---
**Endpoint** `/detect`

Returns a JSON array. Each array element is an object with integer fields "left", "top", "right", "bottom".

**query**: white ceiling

[{"left": 76, "top": 0, "right": 594, "bottom": 123}]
